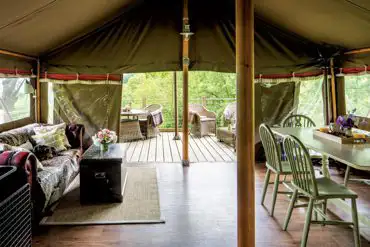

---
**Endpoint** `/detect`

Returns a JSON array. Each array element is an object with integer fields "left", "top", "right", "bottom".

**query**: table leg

[{"left": 321, "top": 154, "right": 330, "bottom": 178}]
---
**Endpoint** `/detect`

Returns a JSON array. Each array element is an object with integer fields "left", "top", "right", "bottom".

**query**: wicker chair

[
  {"left": 189, "top": 104, "right": 217, "bottom": 137},
  {"left": 139, "top": 104, "right": 163, "bottom": 138}
]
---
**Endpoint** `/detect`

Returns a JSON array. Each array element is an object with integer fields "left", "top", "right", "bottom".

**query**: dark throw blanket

[{"left": 150, "top": 111, "right": 163, "bottom": 127}]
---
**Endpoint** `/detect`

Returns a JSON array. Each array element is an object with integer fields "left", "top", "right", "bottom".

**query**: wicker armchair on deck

[
  {"left": 139, "top": 104, "right": 163, "bottom": 138},
  {"left": 189, "top": 104, "right": 217, "bottom": 137}
]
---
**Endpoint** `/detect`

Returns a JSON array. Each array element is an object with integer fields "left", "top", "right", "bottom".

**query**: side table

[{"left": 80, "top": 143, "right": 127, "bottom": 204}]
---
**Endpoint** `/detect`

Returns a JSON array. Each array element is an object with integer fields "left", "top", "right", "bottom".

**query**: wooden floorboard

[
  {"left": 156, "top": 134, "right": 164, "bottom": 162},
  {"left": 147, "top": 137, "right": 156, "bottom": 162},
  {"left": 124, "top": 132, "right": 236, "bottom": 163},
  {"left": 33, "top": 163, "right": 370, "bottom": 247}
]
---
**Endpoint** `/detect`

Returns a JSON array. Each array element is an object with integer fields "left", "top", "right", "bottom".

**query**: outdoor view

[
  {"left": 0, "top": 78, "right": 31, "bottom": 124},
  {"left": 122, "top": 72, "right": 326, "bottom": 128},
  {"left": 345, "top": 74, "right": 370, "bottom": 117}
]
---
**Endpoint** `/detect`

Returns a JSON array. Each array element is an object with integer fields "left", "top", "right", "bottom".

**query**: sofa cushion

[
  {"left": 34, "top": 123, "right": 71, "bottom": 149},
  {"left": 31, "top": 128, "right": 67, "bottom": 152},
  {"left": 0, "top": 123, "right": 40, "bottom": 146}
]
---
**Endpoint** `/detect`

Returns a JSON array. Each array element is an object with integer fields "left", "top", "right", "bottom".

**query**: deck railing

[{"left": 122, "top": 97, "right": 236, "bottom": 129}]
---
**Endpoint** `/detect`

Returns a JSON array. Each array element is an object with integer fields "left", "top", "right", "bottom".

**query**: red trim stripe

[
  {"left": 342, "top": 66, "right": 370, "bottom": 74},
  {"left": 0, "top": 68, "right": 33, "bottom": 76},
  {"left": 255, "top": 70, "right": 323, "bottom": 79},
  {"left": 42, "top": 73, "right": 122, "bottom": 81}
]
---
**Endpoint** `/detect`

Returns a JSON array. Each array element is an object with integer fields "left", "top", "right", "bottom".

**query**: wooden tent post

[
  {"left": 330, "top": 58, "right": 337, "bottom": 121},
  {"left": 236, "top": 0, "right": 255, "bottom": 246},
  {"left": 181, "top": 0, "right": 191, "bottom": 166},
  {"left": 36, "top": 59, "right": 41, "bottom": 122},
  {"left": 173, "top": 71, "right": 180, "bottom": 140}
]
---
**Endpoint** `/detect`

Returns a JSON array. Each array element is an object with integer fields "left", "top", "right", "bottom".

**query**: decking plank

[
  {"left": 162, "top": 133, "right": 173, "bottom": 162},
  {"left": 188, "top": 134, "right": 207, "bottom": 162},
  {"left": 147, "top": 137, "right": 157, "bottom": 162},
  {"left": 179, "top": 132, "right": 198, "bottom": 162},
  {"left": 125, "top": 141, "right": 137, "bottom": 162},
  {"left": 156, "top": 134, "right": 164, "bottom": 162},
  {"left": 202, "top": 136, "right": 231, "bottom": 162},
  {"left": 191, "top": 135, "right": 216, "bottom": 162},
  {"left": 139, "top": 138, "right": 150, "bottom": 162},
  {"left": 131, "top": 139, "right": 143, "bottom": 162},
  {"left": 168, "top": 133, "right": 181, "bottom": 162},
  {"left": 123, "top": 132, "right": 235, "bottom": 163},
  {"left": 210, "top": 137, "right": 236, "bottom": 161}
]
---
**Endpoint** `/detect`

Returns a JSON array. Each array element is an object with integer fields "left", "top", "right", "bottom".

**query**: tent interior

[{"left": 0, "top": 0, "right": 370, "bottom": 246}]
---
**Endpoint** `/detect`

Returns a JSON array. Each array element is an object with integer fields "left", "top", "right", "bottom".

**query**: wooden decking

[{"left": 122, "top": 132, "right": 236, "bottom": 163}]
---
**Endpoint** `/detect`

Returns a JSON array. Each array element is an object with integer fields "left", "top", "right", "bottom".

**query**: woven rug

[{"left": 40, "top": 167, "right": 164, "bottom": 225}]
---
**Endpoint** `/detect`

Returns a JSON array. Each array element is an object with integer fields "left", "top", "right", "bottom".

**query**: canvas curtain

[{"left": 41, "top": 81, "right": 122, "bottom": 137}]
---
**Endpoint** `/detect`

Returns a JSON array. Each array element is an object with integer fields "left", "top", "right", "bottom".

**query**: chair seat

[
  {"left": 266, "top": 161, "right": 292, "bottom": 174},
  {"left": 315, "top": 177, "right": 357, "bottom": 199},
  {"left": 200, "top": 116, "right": 216, "bottom": 122}
]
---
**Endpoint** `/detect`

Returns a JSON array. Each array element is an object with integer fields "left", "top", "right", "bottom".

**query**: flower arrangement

[
  {"left": 329, "top": 109, "right": 357, "bottom": 137},
  {"left": 92, "top": 128, "right": 117, "bottom": 152}
]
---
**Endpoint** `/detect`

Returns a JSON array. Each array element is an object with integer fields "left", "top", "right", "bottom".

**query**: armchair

[{"left": 189, "top": 104, "right": 217, "bottom": 137}]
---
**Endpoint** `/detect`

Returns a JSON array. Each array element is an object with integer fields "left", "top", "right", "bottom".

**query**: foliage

[
  {"left": 122, "top": 71, "right": 327, "bottom": 128},
  {"left": 345, "top": 74, "right": 370, "bottom": 117},
  {"left": 296, "top": 78, "right": 325, "bottom": 126},
  {"left": 122, "top": 71, "right": 236, "bottom": 128}
]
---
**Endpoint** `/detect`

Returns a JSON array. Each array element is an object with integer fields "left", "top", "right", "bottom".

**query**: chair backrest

[
  {"left": 283, "top": 135, "right": 318, "bottom": 197},
  {"left": 282, "top": 114, "right": 316, "bottom": 128},
  {"left": 259, "top": 124, "right": 282, "bottom": 172},
  {"left": 189, "top": 104, "right": 204, "bottom": 113},
  {"left": 224, "top": 102, "right": 237, "bottom": 123},
  {"left": 145, "top": 104, "right": 162, "bottom": 113}
]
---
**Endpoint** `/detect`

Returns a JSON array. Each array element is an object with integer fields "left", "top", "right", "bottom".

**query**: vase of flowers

[
  {"left": 92, "top": 128, "right": 117, "bottom": 154},
  {"left": 330, "top": 109, "right": 357, "bottom": 137}
]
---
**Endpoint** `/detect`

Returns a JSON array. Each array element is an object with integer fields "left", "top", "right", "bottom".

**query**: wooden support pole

[
  {"left": 330, "top": 58, "right": 337, "bottom": 121},
  {"left": 0, "top": 48, "right": 37, "bottom": 61},
  {"left": 173, "top": 71, "right": 180, "bottom": 140},
  {"left": 181, "top": 0, "right": 190, "bottom": 166},
  {"left": 36, "top": 59, "right": 41, "bottom": 122},
  {"left": 344, "top": 47, "right": 370, "bottom": 55},
  {"left": 236, "top": 0, "right": 255, "bottom": 246},
  {"left": 117, "top": 74, "right": 124, "bottom": 139}
]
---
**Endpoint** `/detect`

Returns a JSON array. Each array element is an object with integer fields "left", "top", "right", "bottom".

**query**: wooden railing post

[
  {"left": 202, "top": 96, "right": 207, "bottom": 107},
  {"left": 236, "top": 0, "right": 255, "bottom": 246},
  {"left": 173, "top": 72, "right": 180, "bottom": 140},
  {"left": 142, "top": 96, "right": 147, "bottom": 108}
]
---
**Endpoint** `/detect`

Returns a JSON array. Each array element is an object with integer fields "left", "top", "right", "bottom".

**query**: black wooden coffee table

[{"left": 80, "top": 143, "right": 127, "bottom": 204}]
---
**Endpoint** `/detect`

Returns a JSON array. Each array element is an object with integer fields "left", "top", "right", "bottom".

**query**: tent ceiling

[
  {"left": 0, "top": 0, "right": 369, "bottom": 73},
  {"left": 0, "top": 0, "right": 135, "bottom": 56},
  {"left": 255, "top": 0, "right": 370, "bottom": 49}
]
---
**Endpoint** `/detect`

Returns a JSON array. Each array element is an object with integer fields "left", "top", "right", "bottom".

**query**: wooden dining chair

[
  {"left": 259, "top": 123, "right": 293, "bottom": 217},
  {"left": 282, "top": 114, "right": 316, "bottom": 128},
  {"left": 283, "top": 135, "right": 361, "bottom": 247}
]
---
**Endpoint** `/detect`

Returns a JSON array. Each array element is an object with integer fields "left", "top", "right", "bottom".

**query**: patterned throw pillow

[
  {"left": 33, "top": 123, "right": 71, "bottom": 149},
  {"left": 31, "top": 128, "right": 67, "bottom": 152}
]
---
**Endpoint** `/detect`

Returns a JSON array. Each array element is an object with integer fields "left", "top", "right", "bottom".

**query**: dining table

[
  {"left": 120, "top": 109, "right": 148, "bottom": 120},
  {"left": 271, "top": 127, "right": 370, "bottom": 238}
]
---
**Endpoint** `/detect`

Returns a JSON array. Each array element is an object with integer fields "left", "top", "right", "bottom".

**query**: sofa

[{"left": 0, "top": 122, "right": 87, "bottom": 223}]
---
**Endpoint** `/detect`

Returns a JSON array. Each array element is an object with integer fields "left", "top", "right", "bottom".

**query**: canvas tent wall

[{"left": 0, "top": 0, "right": 368, "bottom": 131}]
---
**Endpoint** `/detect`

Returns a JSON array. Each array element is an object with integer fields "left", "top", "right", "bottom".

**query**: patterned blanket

[
  {"left": 0, "top": 151, "right": 46, "bottom": 222},
  {"left": 150, "top": 111, "right": 163, "bottom": 127}
]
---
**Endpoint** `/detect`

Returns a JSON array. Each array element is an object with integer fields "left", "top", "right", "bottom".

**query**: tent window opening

[
  {"left": 0, "top": 78, "right": 32, "bottom": 124},
  {"left": 296, "top": 77, "right": 324, "bottom": 126},
  {"left": 345, "top": 74, "right": 370, "bottom": 117}
]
